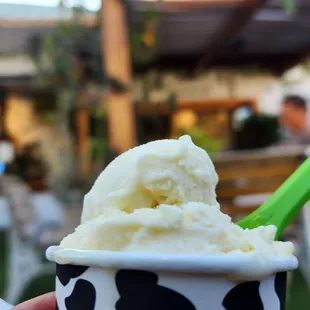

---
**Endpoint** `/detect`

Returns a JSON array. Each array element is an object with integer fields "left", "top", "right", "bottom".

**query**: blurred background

[{"left": 0, "top": 0, "right": 309, "bottom": 308}]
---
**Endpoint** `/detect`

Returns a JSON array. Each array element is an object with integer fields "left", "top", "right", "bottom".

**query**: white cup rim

[{"left": 46, "top": 246, "right": 298, "bottom": 280}]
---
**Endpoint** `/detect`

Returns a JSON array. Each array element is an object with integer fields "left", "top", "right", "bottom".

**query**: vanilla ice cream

[
  {"left": 81, "top": 135, "right": 218, "bottom": 223},
  {"left": 59, "top": 135, "right": 294, "bottom": 260}
]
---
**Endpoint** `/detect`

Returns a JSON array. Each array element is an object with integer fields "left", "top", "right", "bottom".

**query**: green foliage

[
  {"left": 90, "top": 107, "right": 109, "bottom": 161},
  {"left": 90, "top": 137, "right": 109, "bottom": 161},
  {"left": 234, "top": 114, "right": 281, "bottom": 150},
  {"left": 126, "top": 3, "right": 161, "bottom": 66},
  {"left": 28, "top": 6, "right": 114, "bottom": 192},
  {"left": 283, "top": 0, "right": 296, "bottom": 15},
  {"left": 178, "top": 127, "right": 224, "bottom": 154},
  {"left": 31, "top": 5, "right": 127, "bottom": 94},
  {"left": 31, "top": 1, "right": 161, "bottom": 91},
  {"left": 35, "top": 23, "right": 99, "bottom": 87},
  {"left": 18, "top": 274, "right": 55, "bottom": 304}
]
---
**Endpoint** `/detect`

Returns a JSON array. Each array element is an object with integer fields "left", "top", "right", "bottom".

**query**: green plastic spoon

[{"left": 237, "top": 156, "right": 310, "bottom": 240}]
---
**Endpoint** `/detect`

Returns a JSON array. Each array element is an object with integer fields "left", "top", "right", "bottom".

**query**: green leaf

[
  {"left": 178, "top": 128, "right": 224, "bottom": 154},
  {"left": 90, "top": 137, "right": 109, "bottom": 161},
  {"left": 283, "top": 0, "right": 296, "bottom": 15}
]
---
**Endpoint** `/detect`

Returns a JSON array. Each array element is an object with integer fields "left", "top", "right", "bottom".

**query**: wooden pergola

[{"left": 101, "top": 0, "right": 310, "bottom": 154}]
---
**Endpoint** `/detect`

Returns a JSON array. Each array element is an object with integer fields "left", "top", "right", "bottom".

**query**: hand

[{"left": 13, "top": 293, "right": 55, "bottom": 310}]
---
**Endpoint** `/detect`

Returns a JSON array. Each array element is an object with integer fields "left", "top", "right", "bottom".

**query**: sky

[{"left": 0, "top": 0, "right": 101, "bottom": 10}]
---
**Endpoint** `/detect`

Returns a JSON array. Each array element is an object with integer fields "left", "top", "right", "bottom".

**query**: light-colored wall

[{"left": 133, "top": 69, "right": 285, "bottom": 114}]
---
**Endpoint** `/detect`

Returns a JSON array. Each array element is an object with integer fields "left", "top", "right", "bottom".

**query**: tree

[
  {"left": 28, "top": 0, "right": 163, "bottom": 194},
  {"left": 28, "top": 5, "right": 126, "bottom": 197}
]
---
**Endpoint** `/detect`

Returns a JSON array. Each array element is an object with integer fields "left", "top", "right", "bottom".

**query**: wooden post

[
  {"left": 75, "top": 107, "right": 90, "bottom": 176},
  {"left": 101, "top": 0, "right": 137, "bottom": 154}
]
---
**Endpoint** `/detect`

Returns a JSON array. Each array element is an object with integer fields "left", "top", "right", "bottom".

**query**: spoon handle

[{"left": 237, "top": 156, "right": 310, "bottom": 240}]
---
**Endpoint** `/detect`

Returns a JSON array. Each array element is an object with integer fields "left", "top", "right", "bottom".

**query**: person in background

[{"left": 279, "top": 95, "right": 310, "bottom": 145}]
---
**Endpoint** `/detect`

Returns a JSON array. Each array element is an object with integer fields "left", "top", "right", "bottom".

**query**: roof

[
  {"left": 0, "top": 3, "right": 95, "bottom": 78},
  {"left": 1, "top": 1, "right": 310, "bottom": 75},
  {"left": 0, "top": 3, "right": 95, "bottom": 58},
  {"left": 0, "top": 3, "right": 95, "bottom": 25},
  {"left": 0, "top": 3, "right": 72, "bottom": 21},
  {"left": 131, "top": 0, "right": 310, "bottom": 72}
]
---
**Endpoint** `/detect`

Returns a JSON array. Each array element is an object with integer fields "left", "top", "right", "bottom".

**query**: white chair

[
  {"left": 4, "top": 220, "right": 56, "bottom": 305},
  {"left": 299, "top": 204, "right": 310, "bottom": 286},
  {"left": 0, "top": 175, "right": 81, "bottom": 305}
]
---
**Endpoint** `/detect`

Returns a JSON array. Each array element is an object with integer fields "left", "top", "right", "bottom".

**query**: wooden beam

[
  {"left": 133, "top": 0, "right": 255, "bottom": 11},
  {"left": 165, "top": 0, "right": 255, "bottom": 9},
  {"left": 193, "top": 0, "right": 268, "bottom": 74},
  {"left": 275, "top": 52, "right": 310, "bottom": 76},
  {"left": 137, "top": 99, "right": 257, "bottom": 116},
  {"left": 102, "top": 0, "right": 137, "bottom": 154},
  {"left": 141, "top": 0, "right": 252, "bottom": 3},
  {"left": 134, "top": 53, "right": 308, "bottom": 74}
]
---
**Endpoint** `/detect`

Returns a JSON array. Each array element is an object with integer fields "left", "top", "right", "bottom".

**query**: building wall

[{"left": 133, "top": 69, "right": 285, "bottom": 114}]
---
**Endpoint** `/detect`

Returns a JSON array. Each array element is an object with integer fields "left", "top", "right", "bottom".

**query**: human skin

[
  {"left": 13, "top": 293, "right": 55, "bottom": 310},
  {"left": 280, "top": 101, "right": 307, "bottom": 134}
]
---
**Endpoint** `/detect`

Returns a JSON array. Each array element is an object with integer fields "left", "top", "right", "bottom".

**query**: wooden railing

[{"left": 213, "top": 145, "right": 306, "bottom": 220}]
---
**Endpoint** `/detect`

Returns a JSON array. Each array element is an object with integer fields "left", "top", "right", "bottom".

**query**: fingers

[{"left": 13, "top": 292, "right": 56, "bottom": 310}]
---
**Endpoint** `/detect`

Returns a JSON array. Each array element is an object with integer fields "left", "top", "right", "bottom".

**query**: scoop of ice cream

[
  {"left": 60, "top": 202, "right": 294, "bottom": 258},
  {"left": 59, "top": 135, "right": 294, "bottom": 264},
  {"left": 81, "top": 135, "right": 218, "bottom": 223}
]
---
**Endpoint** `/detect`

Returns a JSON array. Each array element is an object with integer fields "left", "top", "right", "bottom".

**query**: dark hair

[{"left": 283, "top": 95, "right": 306, "bottom": 110}]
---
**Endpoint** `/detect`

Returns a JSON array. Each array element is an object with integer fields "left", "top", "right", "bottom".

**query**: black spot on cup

[
  {"left": 65, "top": 279, "right": 96, "bottom": 310},
  {"left": 222, "top": 281, "right": 263, "bottom": 310},
  {"left": 56, "top": 264, "right": 89, "bottom": 286},
  {"left": 275, "top": 272, "right": 287, "bottom": 310},
  {"left": 115, "top": 269, "right": 196, "bottom": 310}
]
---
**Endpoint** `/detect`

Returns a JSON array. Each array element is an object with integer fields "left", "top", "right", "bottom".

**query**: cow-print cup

[{"left": 46, "top": 246, "right": 298, "bottom": 310}]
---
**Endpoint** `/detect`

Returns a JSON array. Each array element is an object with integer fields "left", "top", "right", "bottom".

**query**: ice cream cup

[{"left": 46, "top": 246, "right": 298, "bottom": 310}]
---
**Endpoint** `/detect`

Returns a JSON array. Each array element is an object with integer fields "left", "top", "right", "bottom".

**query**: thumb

[{"left": 13, "top": 292, "right": 56, "bottom": 310}]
